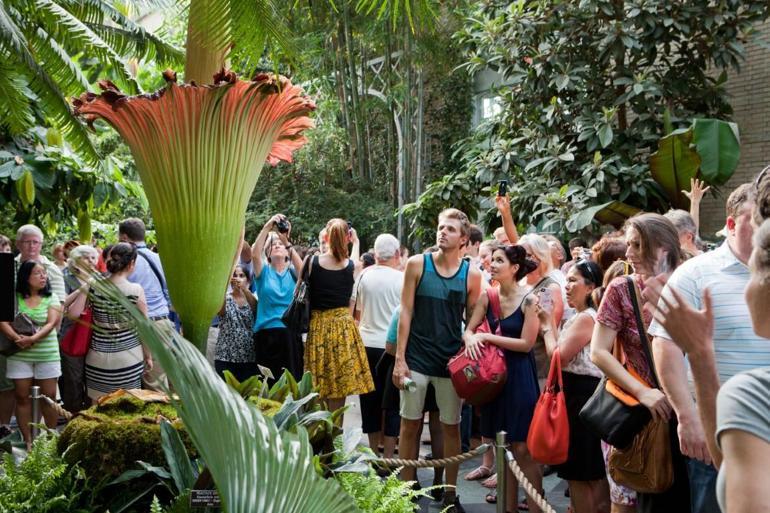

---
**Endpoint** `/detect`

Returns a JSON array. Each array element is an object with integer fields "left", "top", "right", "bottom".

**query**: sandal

[
  {"left": 464, "top": 465, "right": 493, "bottom": 481},
  {"left": 481, "top": 473, "right": 497, "bottom": 488},
  {"left": 485, "top": 491, "right": 497, "bottom": 504}
]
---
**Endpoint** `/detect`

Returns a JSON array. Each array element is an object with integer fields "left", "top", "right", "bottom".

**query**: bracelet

[
  {"left": 541, "top": 327, "right": 552, "bottom": 334},
  {"left": 285, "top": 245, "right": 293, "bottom": 251}
]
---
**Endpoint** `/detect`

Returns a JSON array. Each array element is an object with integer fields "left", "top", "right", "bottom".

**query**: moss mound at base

[{"left": 57, "top": 390, "right": 195, "bottom": 480}]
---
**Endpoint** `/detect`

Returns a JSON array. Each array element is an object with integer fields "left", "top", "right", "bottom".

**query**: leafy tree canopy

[{"left": 405, "top": 0, "right": 770, "bottom": 240}]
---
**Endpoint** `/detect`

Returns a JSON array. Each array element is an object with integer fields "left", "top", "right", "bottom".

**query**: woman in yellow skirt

[{"left": 304, "top": 218, "right": 374, "bottom": 412}]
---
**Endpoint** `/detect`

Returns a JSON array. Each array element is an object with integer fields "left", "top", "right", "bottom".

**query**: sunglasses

[{"left": 755, "top": 165, "right": 770, "bottom": 189}]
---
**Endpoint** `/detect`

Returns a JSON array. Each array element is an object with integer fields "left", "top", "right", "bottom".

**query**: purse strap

[
  {"left": 626, "top": 276, "right": 661, "bottom": 389},
  {"left": 546, "top": 347, "right": 563, "bottom": 391},
  {"left": 486, "top": 287, "right": 503, "bottom": 335}
]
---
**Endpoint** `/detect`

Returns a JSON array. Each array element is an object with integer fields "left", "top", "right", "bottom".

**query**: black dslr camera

[{"left": 275, "top": 218, "right": 290, "bottom": 234}]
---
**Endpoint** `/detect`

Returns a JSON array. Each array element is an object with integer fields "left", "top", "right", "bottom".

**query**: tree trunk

[
  {"left": 343, "top": 1, "right": 367, "bottom": 180},
  {"left": 385, "top": 26, "right": 397, "bottom": 207},
  {"left": 415, "top": 69, "right": 424, "bottom": 197},
  {"left": 403, "top": 23, "right": 413, "bottom": 203},
  {"left": 335, "top": 25, "right": 356, "bottom": 174}
]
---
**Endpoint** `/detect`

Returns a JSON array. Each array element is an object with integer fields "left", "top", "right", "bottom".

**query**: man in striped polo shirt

[{"left": 650, "top": 183, "right": 769, "bottom": 513}]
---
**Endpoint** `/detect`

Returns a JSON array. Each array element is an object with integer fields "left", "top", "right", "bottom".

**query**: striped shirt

[
  {"left": 9, "top": 294, "right": 61, "bottom": 363},
  {"left": 648, "top": 242, "right": 770, "bottom": 385}
]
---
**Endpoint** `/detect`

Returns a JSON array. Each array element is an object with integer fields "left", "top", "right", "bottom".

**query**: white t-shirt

[{"left": 352, "top": 265, "right": 403, "bottom": 349}]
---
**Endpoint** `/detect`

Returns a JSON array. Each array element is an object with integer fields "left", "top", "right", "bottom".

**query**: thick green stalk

[{"left": 185, "top": 0, "right": 230, "bottom": 84}]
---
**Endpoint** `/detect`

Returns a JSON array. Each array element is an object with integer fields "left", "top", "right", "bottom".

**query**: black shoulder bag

[
  {"left": 281, "top": 255, "right": 314, "bottom": 334},
  {"left": 0, "top": 295, "right": 38, "bottom": 357},
  {"left": 578, "top": 277, "right": 653, "bottom": 449}
]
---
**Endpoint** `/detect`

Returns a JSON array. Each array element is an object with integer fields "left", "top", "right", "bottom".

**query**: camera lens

[{"left": 276, "top": 219, "right": 290, "bottom": 233}]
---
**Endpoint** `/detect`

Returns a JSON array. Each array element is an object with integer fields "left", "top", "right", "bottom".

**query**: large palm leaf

[
  {"left": 88, "top": 276, "right": 359, "bottom": 513},
  {"left": 0, "top": 0, "right": 182, "bottom": 164}
]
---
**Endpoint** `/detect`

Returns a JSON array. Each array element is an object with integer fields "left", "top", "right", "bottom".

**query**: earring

[{"left": 267, "top": 256, "right": 272, "bottom": 263}]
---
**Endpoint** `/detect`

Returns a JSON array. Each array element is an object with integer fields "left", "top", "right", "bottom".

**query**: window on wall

[{"left": 481, "top": 96, "right": 502, "bottom": 119}]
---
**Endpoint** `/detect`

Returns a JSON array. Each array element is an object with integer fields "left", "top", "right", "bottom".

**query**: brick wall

[{"left": 700, "top": 20, "right": 770, "bottom": 236}]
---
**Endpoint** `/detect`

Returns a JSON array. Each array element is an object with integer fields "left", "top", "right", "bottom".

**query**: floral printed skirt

[{"left": 304, "top": 307, "right": 374, "bottom": 399}]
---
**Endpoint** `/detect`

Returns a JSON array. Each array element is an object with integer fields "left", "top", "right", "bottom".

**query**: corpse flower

[{"left": 73, "top": 69, "right": 315, "bottom": 351}]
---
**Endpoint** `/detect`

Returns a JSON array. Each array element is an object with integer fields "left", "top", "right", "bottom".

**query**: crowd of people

[{"left": 0, "top": 173, "right": 768, "bottom": 513}]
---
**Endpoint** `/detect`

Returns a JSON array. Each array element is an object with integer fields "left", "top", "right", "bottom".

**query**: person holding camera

[
  {"left": 251, "top": 214, "right": 304, "bottom": 383},
  {"left": 214, "top": 264, "right": 257, "bottom": 381}
]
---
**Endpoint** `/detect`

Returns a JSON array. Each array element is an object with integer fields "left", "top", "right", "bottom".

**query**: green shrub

[{"left": 0, "top": 434, "right": 88, "bottom": 513}]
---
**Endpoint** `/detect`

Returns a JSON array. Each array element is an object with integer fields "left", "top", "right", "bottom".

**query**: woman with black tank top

[{"left": 304, "top": 218, "right": 374, "bottom": 412}]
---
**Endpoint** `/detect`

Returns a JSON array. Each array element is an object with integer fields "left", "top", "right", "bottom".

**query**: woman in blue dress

[{"left": 463, "top": 244, "right": 542, "bottom": 513}]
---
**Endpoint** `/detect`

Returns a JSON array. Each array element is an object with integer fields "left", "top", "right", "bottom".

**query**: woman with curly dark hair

[{"left": 463, "top": 244, "right": 542, "bottom": 513}]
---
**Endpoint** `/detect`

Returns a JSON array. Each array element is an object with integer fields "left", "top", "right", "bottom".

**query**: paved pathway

[{"left": 343, "top": 397, "right": 571, "bottom": 513}]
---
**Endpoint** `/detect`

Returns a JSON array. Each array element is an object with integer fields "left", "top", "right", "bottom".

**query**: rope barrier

[
  {"left": 372, "top": 443, "right": 491, "bottom": 468},
  {"left": 40, "top": 395, "right": 73, "bottom": 421},
  {"left": 505, "top": 450, "right": 556, "bottom": 513}
]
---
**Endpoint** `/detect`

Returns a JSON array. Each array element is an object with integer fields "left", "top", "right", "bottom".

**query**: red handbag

[
  {"left": 447, "top": 288, "right": 507, "bottom": 406},
  {"left": 527, "top": 348, "right": 569, "bottom": 465},
  {"left": 61, "top": 307, "right": 93, "bottom": 357}
]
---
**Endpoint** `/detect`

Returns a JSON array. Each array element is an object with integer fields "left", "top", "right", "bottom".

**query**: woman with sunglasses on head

[
  {"left": 590, "top": 213, "right": 690, "bottom": 513},
  {"left": 519, "top": 233, "right": 565, "bottom": 386},
  {"left": 251, "top": 214, "right": 304, "bottom": 384},
  {"left": 537, "top": 260, "right": 610, "bottom": 513}
]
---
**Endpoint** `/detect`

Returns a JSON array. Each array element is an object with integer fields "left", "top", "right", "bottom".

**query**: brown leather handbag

[
  {"left": 607, "top": 277, "right": 674, "bottom": 494},
  {"left": 609, "top": 416, "right": 674, "bottom": 493}
]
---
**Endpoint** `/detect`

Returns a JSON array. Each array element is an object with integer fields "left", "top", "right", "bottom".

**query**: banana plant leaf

[
  {"left": 649, "top": 127, "right": 701, "bottom": 209},
  {"left": 87, "top": 277, "right": 359, "bottom": 513},
  {"left": 692, "top": 118, "right": 740, "bottom": 186}
]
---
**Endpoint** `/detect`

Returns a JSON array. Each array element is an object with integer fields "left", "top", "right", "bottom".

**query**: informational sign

[{"left": 190, "top": 489, "right": 221, "bottom": 508}]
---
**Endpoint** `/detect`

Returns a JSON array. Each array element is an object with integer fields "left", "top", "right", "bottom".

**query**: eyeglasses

[{"left": 18, "top": 240, "right": 41, "bottom": 246}]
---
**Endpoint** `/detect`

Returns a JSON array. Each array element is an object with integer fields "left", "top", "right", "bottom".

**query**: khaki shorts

[{"left": 399, "top": 370, "right": 462, "bottom": 425}]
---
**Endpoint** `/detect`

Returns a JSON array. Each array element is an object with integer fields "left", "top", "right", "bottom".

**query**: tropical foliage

[
  {"left": 0, "top": 434, "right": 88, "bottom": 513},
  {"left": 404, "top": 0, "right": 770, "bottom": 239},
  {"left": 85, "top": 276, "right": 358, "bottom": 513},
  {"left": 0, "top": 0, "right": 182, "bottom": 162},
  {"left": 0, "top": 126, "right": 144, "bottom": 241}
]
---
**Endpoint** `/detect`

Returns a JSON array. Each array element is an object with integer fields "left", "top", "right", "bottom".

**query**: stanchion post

[
  {"left": 496, "top": 431, "right": 507, "bottom": 513},
  {"left": 30, "top": 385, "right": 41, "bottom": 442}
]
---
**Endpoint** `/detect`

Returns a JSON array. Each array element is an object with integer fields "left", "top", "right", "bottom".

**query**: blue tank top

[{"left": 406, "top": 254, "right": 469, "bottom": 377}]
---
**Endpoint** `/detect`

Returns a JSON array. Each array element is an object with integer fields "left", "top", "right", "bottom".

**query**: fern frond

[
  {"left": 355, "top": 0, "right": 438, "bottom": 32},
  {"left": 59, "top": 0, "right": 183, "bottom": 65},
  {"left": 0, "top": 58, "right": 35, "bottom": 133},
  {"left": 33, "top": 0, "right": 139, "bottom": 93},
  {"left": 229, "top": 0, "right": 296, "bottom": 62},
  {"left": 0, "top": 2, "right": 98, "bottom": 163},
  {"left": 27, "top": 27, "right": 90, "bottom": 95},
  {"left": 86, "top": 23, "right": 183, "bottom": 66}
]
